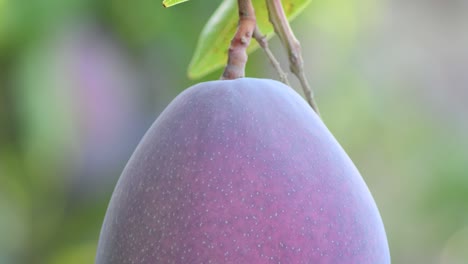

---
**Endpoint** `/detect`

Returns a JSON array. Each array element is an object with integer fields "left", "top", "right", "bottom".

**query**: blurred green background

[{"left": 0, "top": 0, "right": 467, "bottom": 263}]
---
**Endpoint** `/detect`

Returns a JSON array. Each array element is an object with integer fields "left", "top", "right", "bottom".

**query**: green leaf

[
  {"left": 188, "top": 0, "right": 312, "bottom": 79},
  {"left": 162, "top": 0, "right": 190, "bottom": 8}
]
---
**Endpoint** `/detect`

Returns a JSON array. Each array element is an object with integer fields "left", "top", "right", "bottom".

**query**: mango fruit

[{"left": 96, "top": 78, "right": 390, "bottom": 263}]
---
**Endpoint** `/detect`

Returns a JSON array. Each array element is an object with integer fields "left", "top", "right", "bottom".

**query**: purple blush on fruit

[{"left": 96, "top": 78, "right": 390, "bottom": 263}]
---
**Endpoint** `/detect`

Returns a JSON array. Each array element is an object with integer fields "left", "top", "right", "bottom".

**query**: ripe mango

[{"left": 96, "top": 78, "right": 390, "bottom": 263}]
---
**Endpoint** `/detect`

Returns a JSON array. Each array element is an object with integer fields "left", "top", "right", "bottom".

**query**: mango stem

[{"left": 221, "top": 0, "right": 257, "bottom": 80}]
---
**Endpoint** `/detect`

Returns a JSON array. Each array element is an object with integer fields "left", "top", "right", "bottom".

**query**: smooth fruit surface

[{"left": 96, "top": 78, "right": 390, "bottom": 263}]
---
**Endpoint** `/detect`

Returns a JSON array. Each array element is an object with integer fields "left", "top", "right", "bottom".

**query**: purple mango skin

[{"left": 96, "top": 78, "right": 390, "bottom": 263}]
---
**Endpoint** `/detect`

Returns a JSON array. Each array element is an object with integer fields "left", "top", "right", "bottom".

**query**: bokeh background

[{"left": 0, "top": 0, "right": 467, "bottom": 263}]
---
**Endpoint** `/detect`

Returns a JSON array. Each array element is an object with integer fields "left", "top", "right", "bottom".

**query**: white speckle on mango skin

[{"left": 96, "top": 78, "right": 390, "bottom": 264}]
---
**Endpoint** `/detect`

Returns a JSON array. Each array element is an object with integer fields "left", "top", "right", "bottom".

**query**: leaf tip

[
  {"left": 187, "top": 68, "right": 198, "bottom": 80},
  {"left": 162, "top": 0, "right": 190, "bottom": 8}
]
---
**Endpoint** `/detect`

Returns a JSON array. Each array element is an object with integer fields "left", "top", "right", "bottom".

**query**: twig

[
  {"left": 253, "top": 26, "right": 290, "bottom": 86},
  {"left": 266, "top": 0, "right": 320, "bottom": 115}
]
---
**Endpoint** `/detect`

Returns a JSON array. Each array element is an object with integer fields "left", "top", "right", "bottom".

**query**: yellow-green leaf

[
  {"left": 162, "top": 0, "right": 190, "bottom": 8},
  {"left": 188, "top": 0, "right": 312, "bottom": 79}
]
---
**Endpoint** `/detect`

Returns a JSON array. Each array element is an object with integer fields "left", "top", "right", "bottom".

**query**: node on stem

[{"left": 221, "top": 0, "right": 257, "bottom": 80}]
